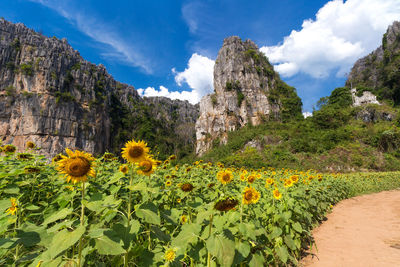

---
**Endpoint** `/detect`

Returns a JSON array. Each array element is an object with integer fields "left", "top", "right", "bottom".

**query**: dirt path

[{"left": 300, "top": 190, "right": 400, "bottom": 267}]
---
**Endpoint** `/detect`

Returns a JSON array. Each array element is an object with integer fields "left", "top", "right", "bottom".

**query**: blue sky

[{"left": 1, "top": 0, "right": 400, "bottom": 113}]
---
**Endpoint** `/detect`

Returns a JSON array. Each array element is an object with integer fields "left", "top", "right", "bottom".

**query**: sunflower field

[{"left": 1, "top": 140, "right": 400, "bottom": 267}]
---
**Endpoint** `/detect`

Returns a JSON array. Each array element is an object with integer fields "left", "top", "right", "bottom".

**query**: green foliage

[
  {"left": 11, "top": 38, "right": 20, "bottom": 51},
  {"left": 237, "top": 91, "right": 245, "bottom": 106},
  {"left": 328, "top": 87, "right": 352, "bottom": 107},
  {"left": 225, "top": 80, "right": 240, "bottom": 91},
  {"left": 210, "top": 94, "right": 218, "bottom": 107},
  {"left": 5, "top": 62, "right": 15, "bottom": 71},
  {"left": 55, "top": 91, "right": 75, "bottom": 103},
  {"left": 5, "top": 85, "right": 16, "bottom": 96},
  {"left": 20, "top": 63, "right": 34, "bottom": 76}
]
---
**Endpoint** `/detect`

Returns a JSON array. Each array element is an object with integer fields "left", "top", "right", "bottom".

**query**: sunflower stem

[
  {"left": 124, "top": 171, "right": 134, "bottom": 267},
  {"left": 207, "top": 214, "right": 213, "bottom": 267},
  {"left": 148, "top": 223, "right": 151, "bottom": 250},
  {"left": 78, "top": 182, "right": 85, "bottom": 267}
]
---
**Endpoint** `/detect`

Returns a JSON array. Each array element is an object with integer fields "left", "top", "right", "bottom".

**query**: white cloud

[
  {"left": 28, "top": 0, "right": 151, "bottom": 73},
  {"left": 137, "top": 86, "right": 199, "bottom": 104},
  {"left": 260, "top": 0, "right": 400, "bottom": 78},
  {"left": 173, "top": 53, "right": 214, "bottom": 97},
  {"left": 138, "top": 53, "right": 214, "bottom": 104},
  {"left": 303, "top": 112, "right": 313, "bottom": 118}
]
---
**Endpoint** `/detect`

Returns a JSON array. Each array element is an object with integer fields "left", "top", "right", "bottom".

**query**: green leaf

[
  {"left": 95, "top": 231, "right": 126, "bottom": 255},
  {"left": 42, "top": 208, "right": 73, "bottom": 226},
  {"left": 3, "top": 187, "right": 19, "bottom": 194},
  {"left": 292, "top": 222, "right": 303, "bottom": 233},
  {"left": 270, "top": 226, "right": 282, "bottom": 239},
  {"left": 284, "top": 235, "right": 296, "bottom": 250},
  {"left": 127, "top": 182, "right": 157, "bottom": 193},
  {"left": 249, "top": 251, "right": 264, "bottom": 267},
  {"left": 16, "top": 231, "right": 41, "bottom": 247},
  {"left": 25, "top": 205, "right": 41, "bottom": 211},
  {"left": 238, "top": 223, "right": 257, "bottom": 240},
  {"left": 206, "top": 234, "right": 235, "bottom": 267},
  {"left": 48, "top": 225, "right": 85, "bottom": 259},
  {"left": 276, "top": 245, "right": 288, "bottom": 263},
  {"left": 136, "top": 203, "right": 160, "bottom": 225},
  {"left": 106, "top": 172, "right": 125, "bottom": 184},
  {"left": 236, "top": 241, "right": 250, "bottom": 258},
  {"left": 171, "top": 223, "right": 201, "bottom": 251}
]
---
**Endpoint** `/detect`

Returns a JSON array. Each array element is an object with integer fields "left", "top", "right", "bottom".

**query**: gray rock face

[
  {"left": 355, "top": 106, "right": 394, "bottom": 123},
  {"left": 0, "top": 19, "right": 199, "bottom": 158},
  {"left": 351, "top": 88, "right": 380, "bottom": 106},
  {"left": 195, "top": 36, "right": 283, "bottom": 155},
  {"left": 346, "top": 21, "right": 400, "bottom": 90}
]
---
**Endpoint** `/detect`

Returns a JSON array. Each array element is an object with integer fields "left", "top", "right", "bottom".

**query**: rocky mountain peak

[
  {"left": 0, "top": 20, "right": 198, "bottom": 158},
  {"left": 346, "top": 21, "right": 400, "bottom": 105},
  {"left": 195, "top": 36, "right": 302, "bottom": 155}
]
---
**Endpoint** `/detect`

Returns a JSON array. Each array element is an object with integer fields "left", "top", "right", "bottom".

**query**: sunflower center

[
  {"left": 140, "top": 160, "right": 152, "bottom": 172},
  {"left": 129, "top": 146, "right": 144, "bottom": 158},
  {"left": 222, "top": 174, "right": 231, "bottom": 181},
  {"left": 244, "top": 191, "right": 253, "bottom": 201},
  {"left": 66, "top": 157, "right": 91, "bottom": 177}
]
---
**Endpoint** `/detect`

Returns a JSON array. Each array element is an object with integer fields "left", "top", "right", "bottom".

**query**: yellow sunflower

[
  {"left": 164, "top": 248, "right": 177, "bottom": 262},
  {"left": 217, "top": 169, "right": 233, "bottom": 185},
  {"left": 273, "top": 189, "right": 282, "bottom": 200},
  {"left": 121, "top": 139, "right": 150, "bottom": 164},
  {"left": 5, "top": 198, "right": 18, "bottom": 215},
  {"left": 247, "top": 174, "right": 256, "bottom": 184},
  {"left": 119, "top": 164, "right": 129, "bottom": 174},
  {"left": 242, "top": 187, "right": 260, "bottom": 205},
  {"left": 137, "top": 157, "right": 155, "bottom": 176},
  {"left": 284, "top": 179, "right": 293, "bottom": 188},
  {"left": 180, "top": 215, "right": 188, "bottom": 224},
  {"left": 56, "top": 148, "right": 96, "bottom": 184},
  {"left": 26, "top": 141, "right": 36, "bottom": 149},
  {"left": 165, "top": 180, "right": 172, "bottom": 186},
  {"left": 3, "top": 144, "right": 16, "bottom": 153},
  {"left": 290, "top": 175, "right": 299, "bottom": 183}
]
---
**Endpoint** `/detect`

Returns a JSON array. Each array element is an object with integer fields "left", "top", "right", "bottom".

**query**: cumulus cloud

[
  {"left": 303, "top": 112, "right": 313, "bottom": 118},
  {"left": 137, "top": 53, "right": 214, "bottom": 104},
  {"left": 173, "top": 53, "right": 215, "bottom": 96},
  {"left": 28, "top": 0, "right": 151, "bottom": 72},
  {"left": 137, "top": 86, "right": 199, "bottom": 104},
  {"left": 260, "top": 0, "right": 400, "bottom": 78}
]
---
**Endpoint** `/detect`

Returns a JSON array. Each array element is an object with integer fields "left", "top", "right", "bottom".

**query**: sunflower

[
  {"left": 137, "top": 157, "right": 155, "bottom": 176},
  {"left": 290, "top": 175, "right": 299, "bottom": 183},
  {"left": 103, "top": 152, "right": 115, "bottom": 161},
  {"left": 247, "top": 174, "right": 256, "bottom": 184},
  {"left": 165, "top": 180, "right": 172, "bottom": 187},
  {"left": 284, "top": 179, "right": 293, "bottom": 188},
  {"left": 26, "top": 141, "right": 36, "bottom": 149},
  {"left": 119, "top": 164, "right": 129, "bottom": 174},
  {"left": 207, "top": 183, "right": 215, "bottom": 188},
  {"left": 164, "top": 248, "right": 177, "bottom": 262},
  {"left": 3, "top": 144, "right": 16, "bottom": 153},
  {"left": 217, "top": 169, "right": 233, "bottom": 185},
  {"left": 56, "top": 148, "right": 96, "bottom": 184},
  {"left": 121, "top": 139, "right": 150, "bottom": 164},
  {"left": 24, "top": 166, "right": 41, "bottom": 174},
  {"left": 52, "top": 154, "right": 63, "bottom": 164},
  {"left": 177, "top": 198, "right": 181, "bottom": 204},
  {"left": 186, "top": 167, "right": 192, "bottom": 173},
  {"left": 180, "top": 215, "right": 188, "bottom": 224},
  {"left": 266, "top": 178, "right": 274, "bottom": 186},
  {"left": 180, "top": 183, "right": 194, "bottom": 192},
  {"left": 17, "top": 153, "right": 34, "bottom": 160},
  {"left": 214, "top": 197, "right": 238, "bottom": 211},
  {"left": 273, "top": 189, "right": 282, "bottom": 200},
  {"left": 169, "top": 155, "right": 176, "bottom": 160},
  {"left": 242, "top": 187, "right": 260, "bottom": 205},
  {"left": 5, "top": 198, "right": 18, "bottom": 215}
]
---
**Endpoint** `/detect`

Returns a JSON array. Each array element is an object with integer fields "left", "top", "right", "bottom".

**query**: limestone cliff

[
  {"left": 0, "top": 19, "right": 198, "bottom": 158},
  {"left": 346, "top": 21, "right": 400, "bottom": 105},
  {"left": 195, "top": 36, "right": 302, "bottom": 155}
]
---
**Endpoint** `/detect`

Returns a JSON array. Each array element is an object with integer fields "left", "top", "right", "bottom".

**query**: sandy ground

[{"left": 300, "top": 190, "right": 400, "bottom": 267}]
